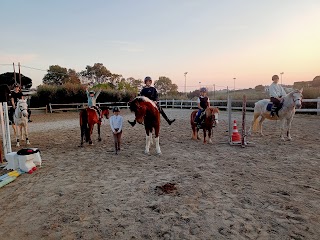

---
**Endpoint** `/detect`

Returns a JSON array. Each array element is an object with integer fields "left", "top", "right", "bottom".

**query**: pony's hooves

[
  {"left": 98, "top": 138, "right": 102, "bottom": 142},
  {"left": 209, "top": 140, "right": 213, "bottom": 144},
  {"left": 78, "top": 145, "right": 84, "bottom": 148},
  {"left": 27, "top": 141, "right": 30, "bottom": 145},
  {"left": 16, "top": 144, "right": 20, "bottom": 147},
  {"left": 157, "top": 152, "right": 162, "bottom": 155},
  {"left": 144, "top": 151, "right": 150, "bottom": 155}
]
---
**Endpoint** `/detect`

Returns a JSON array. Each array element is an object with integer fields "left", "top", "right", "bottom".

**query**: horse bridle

[
  {"left": 15, "top": 103, "right": 28, "bottom": 118},
  {"left": 292, "top": 93, "right": 302, "bottom": 104}
]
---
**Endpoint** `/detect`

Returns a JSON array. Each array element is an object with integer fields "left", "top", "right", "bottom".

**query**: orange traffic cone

[{"left": 232, "top": 120, "right": 241, "bottom": 143}]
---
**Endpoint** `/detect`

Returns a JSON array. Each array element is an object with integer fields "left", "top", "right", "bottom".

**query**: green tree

[
  {"left": 42, "top": 65, "right": 68, "bottom": 85},
  {"left": 79, "top": 63, "right": 113, "bottom": 86},
  {"left": 154, "top": 76, "right": 178, "bottom": 95},
  {"left": 64, "top": 69, "right": 81, "bottom": 85}
]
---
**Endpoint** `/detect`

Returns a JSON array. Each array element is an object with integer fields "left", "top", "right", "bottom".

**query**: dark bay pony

[
  {"left": 190, "top": 107, "right": 219, "bottom": 143},
  {"left": 79, "top": 107, "right": 110, "bottom": 146},
  {"left": 129, "top": 96, "right": 161, "bottom": 154}
]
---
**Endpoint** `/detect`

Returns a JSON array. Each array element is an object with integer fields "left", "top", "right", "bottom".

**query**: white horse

[
  {"left": 249, "top": 88, "right": 303, "bottom": 141},
  {"left": 13, "top": 99, "right": 30, "bottom": 147}
]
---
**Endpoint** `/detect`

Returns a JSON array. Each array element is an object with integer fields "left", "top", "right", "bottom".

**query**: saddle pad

[
  {"left": 17, "top": 148, "right": 40, "bottom": 156},
  {"left": 266, "top": 103, "right": 273, "bottom": 111}
]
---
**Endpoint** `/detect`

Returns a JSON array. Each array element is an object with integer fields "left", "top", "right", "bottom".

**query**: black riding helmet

[
  {"left": 144, "top": 76, "right": 152, "bottom": 84},
  {"left": 113, "top": 107, "right": 120, "bottom": 112},
  {"left": 200, "top": 87, "right": 207, "bottom": 92}
]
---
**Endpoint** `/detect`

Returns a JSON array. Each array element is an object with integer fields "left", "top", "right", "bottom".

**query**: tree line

[{"left": 42, "top": 63, "right": 179, "bottom": 96}]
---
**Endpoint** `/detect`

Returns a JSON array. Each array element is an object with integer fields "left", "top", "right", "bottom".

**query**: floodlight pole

[{"left": 184, "top": 72, "right": 188, "bottom": 97}]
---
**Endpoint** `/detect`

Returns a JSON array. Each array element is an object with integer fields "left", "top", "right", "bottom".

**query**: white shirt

[
  {"left": 110, "top": 115, "right": 123, "bottom": 133},
  {"left": 269, "top": 83, "right": 286, "bottom": 98}
]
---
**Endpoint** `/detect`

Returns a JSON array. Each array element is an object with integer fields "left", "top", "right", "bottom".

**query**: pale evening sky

[{"left": 1, "top": 0, "right": 319, "bottom": 91}]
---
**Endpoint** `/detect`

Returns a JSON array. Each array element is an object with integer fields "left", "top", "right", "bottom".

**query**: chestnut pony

[
  {"left": 190, "top": 107, "right": 219, "bottom": 143},
  {"left": 79, "top": 107, "right": 110, "bottom": 146},
  {"left": 129, "top": 96, "right": 161, "bottom": 154}
]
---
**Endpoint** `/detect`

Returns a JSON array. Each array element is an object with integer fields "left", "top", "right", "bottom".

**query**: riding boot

[
  {"left": 270, "top": 106, "right": 277, "bottom": 117},
  {"left": 159, "top": 108, "right": 175, "bottom": 125},
  {"left": 128, "top": 119, "right": 136, "bottom": 127},
  {"left": 196, "top": 117, "right": 202, "bottom": 129}
]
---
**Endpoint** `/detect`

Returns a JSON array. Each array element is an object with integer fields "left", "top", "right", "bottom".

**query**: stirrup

[{"left": 128, "top": 120, "right": 136, "bottom": 127}]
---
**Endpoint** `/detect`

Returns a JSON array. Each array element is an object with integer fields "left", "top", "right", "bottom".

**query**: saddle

[
  {"left": 195, "top": 112, "right": 206, "bottom": 129},
  {"left": 89, "top": 107, "right": 102, "bottom": 121},
  {"left": 266, "top": 102, "right": 283, "bottom": 117}
]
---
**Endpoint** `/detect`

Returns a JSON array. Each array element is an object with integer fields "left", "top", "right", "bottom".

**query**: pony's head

[
  {"left": 290, "top": 88, "right": 303, "bottom": 109},
  {"left": 101, "top": 107, "right": 110, "bottom": 119},
  {"left": 129, "top": 96, "right": 158, "bottom": 124},
  {"left": 129, "top": 97, "right": 147, "bottom": 124},
  {"left": 16, "top": 99, "right": 28, "bottom": 118},
  {"left": 206, "top": 107, "right": 219, "bottom": 125}
]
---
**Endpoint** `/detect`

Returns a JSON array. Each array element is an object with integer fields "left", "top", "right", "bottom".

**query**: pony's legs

[
  {"left": 12, "top": 124, "right": 17, "bottom": 140},
  {"left": 258, "top": 117, "right": 265, "bottom": 136},
  {"left": 15, "top": 125, "right": 20, "bottom": 147},
  {"left": 203, "top": 129, "right": 207, "bottom": 143},
  {"left": 97, "top": 124, "right": 102, "bottom": 141},
  {"left": 149, "top": 133, "right": 153, "bottom": 145},
  {"left": 155, "top": 137, "right": 161, "bottom": 154},
  {"left": 279, "top": 119, "right": 286, "bottom": 141},
  {"left": 196, "top": 129, "right": 200, "bottom": 140},
  {"left": 89, "top": 125, "right": 94, "bottom": 145},
  {"left": 208, "top": 129, "right": 213, "bottom": 144},
  {"left": 286, "top": 118, "right": 293, "bottom": 140},
  {"left": 24, "top": 125, "right": 30, "bottom": 145},
  {"left": 145, "top": 133, "right": 151, "bottom": 154}
]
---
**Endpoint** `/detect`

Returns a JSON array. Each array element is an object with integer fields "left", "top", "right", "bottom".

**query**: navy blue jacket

[{"left": 140, "top": 86, "right": 158, "bottom": 101}]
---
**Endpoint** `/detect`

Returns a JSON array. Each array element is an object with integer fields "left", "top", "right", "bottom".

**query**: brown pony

[
  {"left": 190, "top": 107, "right": 219, "bottom": 143},
  {"left": 79, "top": 107, "right": 110, "bottom": 147},
  {"left": 129, "top": 96, "right": 161, "bottom": 154}
]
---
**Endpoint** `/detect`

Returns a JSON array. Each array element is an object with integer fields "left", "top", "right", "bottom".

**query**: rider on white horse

[
  {"left": 9, "top": 83, "right": 31, "bottom": 124},
  {"left": 269, "top": 75, "right": 287, "bottom": 117}
]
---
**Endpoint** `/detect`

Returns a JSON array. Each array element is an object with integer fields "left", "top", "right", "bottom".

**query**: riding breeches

[{"left": 270, "top": 97, "right": 281, "bottom": 107}]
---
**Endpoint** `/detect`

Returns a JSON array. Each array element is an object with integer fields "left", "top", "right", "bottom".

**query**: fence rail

[{"left": 47, "top": 97, "right": 320, "bottom": 115}]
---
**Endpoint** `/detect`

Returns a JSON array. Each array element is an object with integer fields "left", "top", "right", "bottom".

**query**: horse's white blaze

[
  {"left": 155, "top": 137, "right": 161, "bottom": 154},
  {"left": 214, "top": 112, "right": 219, "bottom": 124},
  {"left": 145, "top": 134, "right": 151, "bottom": 154}
]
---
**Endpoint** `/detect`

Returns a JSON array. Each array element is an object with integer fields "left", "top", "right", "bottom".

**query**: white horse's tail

[
  {"left": 252, "top": 113, "right": 260, "bottom": 132},
  {"left": 251, "top": 101, "right": 265, "bottom": 132}
]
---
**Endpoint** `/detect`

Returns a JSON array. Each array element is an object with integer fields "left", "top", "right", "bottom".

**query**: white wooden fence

[{"left": 48, "top": 97, "right": 320, "bottom": 115}]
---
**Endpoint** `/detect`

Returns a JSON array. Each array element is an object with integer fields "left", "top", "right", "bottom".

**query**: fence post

[
  {"left": 317, "top": 97, "right": 320, "bottom": 116},
  {"left": 172, "top": 99, "right": 175, "bottom": 108},
  {"left": 181, "top": 100, "right": 183, "bottom": 109},
  {"left": 49, "top": 103, "right": 52, "bottom": 113}
]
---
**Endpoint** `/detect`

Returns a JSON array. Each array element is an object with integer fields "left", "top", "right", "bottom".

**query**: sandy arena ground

[{"left": 0, "top": 109, "right": 319, "bottom": 240}]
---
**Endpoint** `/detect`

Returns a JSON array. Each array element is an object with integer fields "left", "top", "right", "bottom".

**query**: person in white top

[
  {"left": 269, "top": 75, "right": 287, "bottom": 117},
  {"left": 109, "top": 107, "right": 123, "bottom": 154}
]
